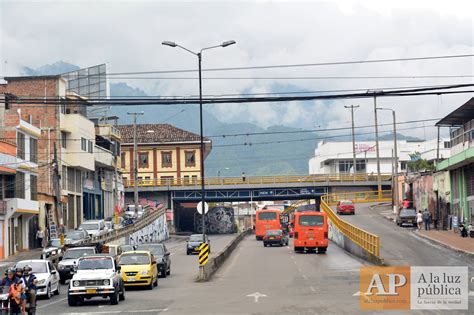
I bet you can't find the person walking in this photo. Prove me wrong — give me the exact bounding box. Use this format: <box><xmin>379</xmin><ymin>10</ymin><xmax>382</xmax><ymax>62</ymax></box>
<box><xmin>416</xmin><ymin>210</ymin><xmax>423</xmax><ymax>230</ymax></box>
<box><xmin>36</xmin><ymin>229</ymin><xmax>44</xmax><ymax>249</ymax></box>
<box><xmin>422</xmin><ymin>209</ymin><xmax>430</xmax><ymax>231</ymax></box>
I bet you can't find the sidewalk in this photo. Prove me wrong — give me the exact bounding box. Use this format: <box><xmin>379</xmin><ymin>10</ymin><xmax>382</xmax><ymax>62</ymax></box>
<box><xmin>415</xmin><ymin>229</ymin><xmax>474</xmax><ymax>255</ymax></box>
<box><xmin>370</xmin><ymin>203</ymin><xmax>474</xmax><ymax>256</ymax></box>
<box><xmin>0</xmin><ymin>248</ymin><xmax>43</xmax><ymax>271</ymax></box>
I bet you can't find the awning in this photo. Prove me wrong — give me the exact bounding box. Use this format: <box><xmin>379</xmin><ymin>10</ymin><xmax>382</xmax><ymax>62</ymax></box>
<box><xmin>436</xmin><ymin>97</ymin><xmax>474</xmax><ymax>126</ymax></box>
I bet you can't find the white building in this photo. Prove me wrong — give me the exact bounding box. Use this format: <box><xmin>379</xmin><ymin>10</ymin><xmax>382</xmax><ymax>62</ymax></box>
<box><xmin>309</xmin><ymin>139</ymin><xmax>451</xmax><ymax>175</ymax></box>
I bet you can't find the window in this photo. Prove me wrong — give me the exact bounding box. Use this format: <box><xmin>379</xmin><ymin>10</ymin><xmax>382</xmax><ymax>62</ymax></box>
<box><xmin>81</xmin><ymin>137</ymin><xmax>87</xmax><ymax>151</ymax></box>
<box><xmin>258</xmin><ymin>212</ymin><xmax>277</xmax><ymax>220</ymax></box>
<box><xmin>15</xmin><ymin>172</ymin><xmax>25</xmax><ymax>199</ymax></box>
<box><xmin>62</xmin><ymin>166</ymin><xmax>67</xmax><ymax>189</ymax></box>
<box><xmin>183</xmin><ymin>175</ymin><xmax>190</xmax><ymax>183</ymax></box>
<box><xmin>88</xmin><ymin>140</ymin><xmax>93</xmax><ymax>153</ymax></box>
<box><xmin>337</xmin><ymin>160</ymin><xmax>366</xmax><ymax>173</ymax></box>
<box><xmin>75</xmin><ymin>170</ymin><xmax>82</xmax><ymax>193</ymax></box>
<box><xmin>121</xmin><ymin>152</ymin><xmax>126</xmax><ymax>169</ymax></box>
<box><xmin>4</xmin><ymin>175</ymin><xmax>15</xmax><ymax>198</ymax></box>
<box><xmin>400</xmin><ymin>161</ymin><xmax>407</xmax><ymax>171</ymax></box>
<box><xmin>61</xmin><ymin>131</ymin><xmax>67</xmax><ymax>148</ymax></box>
<box><xmin>68</xmin><ymin>168</ymin><xmax>75</xmax><ymax>192</ymax></box>
<box><xmin>161</xmin><ymin>151</ymin><xmax>172</xmax><ymax>167</ymax></box>
<box><xmin>185</xmin><ymin>150</ymin><xmax>196</xmax><ymax>167</ymax></box>
<box><xmin>138</xmin><ymin>152</ymin><xmax>149</xmax><ymax>168</ymax></box>
<box><xmin>443</xmin><ymin>141</ymin><xmax>451</xmax><ymax>149</ymax></box>
<box><xmin>17</xmin><ymin>132</ymin><xmax>25</xmax><ymax>159</ymax></box>
<box><xmin>29</xmin><ymin>137</ymin><xmax>38</xmax><ymax>163</ymax></box>
<box><xmin>30</xmin><ymin>175</ymin><xmax>38</xmax><ymax>201</ymax></box>
<box><xmin>161</xmin><ymin>176</ymin><xmax>174</xmax><ymax>183</ymax></box>
<box><xmin>298</xmin><ymin>215</ymin><xmax>324</xmax><ymax>227</ymax></box>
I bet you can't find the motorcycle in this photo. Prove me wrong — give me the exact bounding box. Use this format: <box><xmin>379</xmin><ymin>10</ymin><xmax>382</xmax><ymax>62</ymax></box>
<box><xmin>0</xmin><ymin>285</ymin><xmax>10</xmax><ymax>314</ymax></box>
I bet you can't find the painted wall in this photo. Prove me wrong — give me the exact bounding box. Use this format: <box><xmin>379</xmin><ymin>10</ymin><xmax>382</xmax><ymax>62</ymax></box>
<box><xmin>412</xmin><ymin>174</ymin><xmax>435</xmax><ymax>216</ymax></box>
<box><xmin>128</xmin><ymin>213</ymin><xmax>169</xmax><ymax>245</ymax></box>
<box><xmin>195</xmin><ymin>206</ymin><xmax>235</xmax><ymax>234</ymax></box>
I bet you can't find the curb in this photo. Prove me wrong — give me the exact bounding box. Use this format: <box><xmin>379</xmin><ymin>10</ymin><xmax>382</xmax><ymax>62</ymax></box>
<box><xmin>413</xmin><ymin>230</ymin><xmax>474</xmax><ymax>257</ymax></box>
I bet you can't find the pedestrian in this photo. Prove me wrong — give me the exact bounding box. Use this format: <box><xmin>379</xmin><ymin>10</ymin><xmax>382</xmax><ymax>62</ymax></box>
<box><xmin>416</xmin><ymin>210</ymin><xmax>423</xmax><ymax>230</ymax></box>
<box><xmin>36</xmin><ymin>229</ymin><xmax>44</xmax><ymax>248</ymax></box>
<box><xmin>241</xmin><ymin>172</ymin><xmax>246</xmax><ymax>182</ymax></box>
<box><xmin>403</xmin><ymin>199</ymin><xmax>410</xmax><ymax>209</ymax></box>
<box><xmin>459</xmin><ymin>223</ymin><xmax>468</xmax><ymax>237</ymax></box>
<box><xmin>422</xmin><ymin>209</ymin><xmax>430</xmax><ymax>231</ymax></box>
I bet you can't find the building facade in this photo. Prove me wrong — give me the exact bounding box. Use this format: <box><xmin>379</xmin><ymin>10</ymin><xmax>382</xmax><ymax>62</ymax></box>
<box><xmin>436</xmin><ymin>97</ymin><xmax>474</xmax><ymax>227</ymax></box>
<box><xmin>0</xmin><ymin>115</ymin><xmax>40</xmax><ymax>258</ymax></box>
<box><xmin>118</xmin><ymin>124</ymin><xmax>211</xmax><ymax>185</ymax></box>
<box><xmin>309</xmin><ymin>139</ymin><xmax>450</xmax><ymax>175</ymax></box>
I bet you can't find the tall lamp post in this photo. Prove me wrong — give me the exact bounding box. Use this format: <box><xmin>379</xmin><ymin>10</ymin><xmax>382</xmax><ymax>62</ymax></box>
<box><xmin>377</xmin><ymin>107</ymin><xmax>398</xmax><ymax>213</ymax></box>
<box><xmin>162</xmin><ymin>40</ymin><xmax>236</xmax><ymax>242</ymax></box>
<box><xmin>217</xmin><ymin>167</ymin><xmax>230</xmax><ymax>179</ymax></box>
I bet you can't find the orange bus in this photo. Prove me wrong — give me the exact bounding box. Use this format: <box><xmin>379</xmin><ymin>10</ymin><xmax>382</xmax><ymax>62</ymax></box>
<box><xmin>293</xmin><ymin>211</ymin><xmax>328</xmax><ymax>253</ymax></box>
<box><xmin>255</xmin><ymin>209</ymin><xmax>281</xmax><ymax>240</ymax></box>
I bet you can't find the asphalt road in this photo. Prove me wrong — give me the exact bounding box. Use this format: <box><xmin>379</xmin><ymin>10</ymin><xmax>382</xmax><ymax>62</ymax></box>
<box><xmin>34</xmin><ymin>234</ymin><xmax>237</xmax><ymax>314</ymax></box>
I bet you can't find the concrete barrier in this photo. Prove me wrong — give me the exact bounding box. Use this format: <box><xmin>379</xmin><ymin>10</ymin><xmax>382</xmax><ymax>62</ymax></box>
<box><xmin>196</xmin><ymin>229</ymin><xmax>251</xmax><ymax>282</ymax></box>
<box><xmin>327</xmin><ymin>219</ymin><xmax>385</xmax><ymax>265</ymax></box>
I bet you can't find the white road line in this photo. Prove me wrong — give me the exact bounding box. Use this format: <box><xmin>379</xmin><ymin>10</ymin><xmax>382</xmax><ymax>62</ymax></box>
<box><xmin>293</xmin><ymin>261</ymin><xmax>297</xmax><ymax>265</ymax></box>
<box><xmin>65</xmin><ymin>308</ymin><xmax>168</xmax><ymax>314</ymax></box>
<box><xmin>290</xmin><ymin>255</ymin><xmax>295</xmax><ymax>259</ymax></box>
<box><xmin>37</xmin><ymin>297</ymin><xmax>68</xmax><ymax>309</ymax></box>
<box><xmin>310</xmin><ymin>286</ymin><xmax>316</xmax><ymax>292</ymax></box>
<box><xmin>302</xmin><ymin>275</ymin><xmax>308</xmax><ymax>280</ymax></box>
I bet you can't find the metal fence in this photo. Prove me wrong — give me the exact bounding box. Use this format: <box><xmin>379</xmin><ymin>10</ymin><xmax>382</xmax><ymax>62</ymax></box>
<box><xmin>124</xmin><ymin>173</ymin><xmax>392</xmax><ymax>188</ymax></box>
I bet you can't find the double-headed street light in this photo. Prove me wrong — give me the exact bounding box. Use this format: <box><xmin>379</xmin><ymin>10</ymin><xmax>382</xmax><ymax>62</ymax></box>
<box><xmin>162</xmin><ymin>40</ymin><xmax>236</xmax><ymax>243</ymax></box>
<box><xmin>377</xmin><ymin>107</ymin><xmax>399</xmax><ymax>214</ymax></box>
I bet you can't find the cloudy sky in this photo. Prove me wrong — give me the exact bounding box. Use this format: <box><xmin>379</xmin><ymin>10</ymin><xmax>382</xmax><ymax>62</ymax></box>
<box><xmin>1</xmin><ymin>0</ymin><xmax>473</xmax><ymax>139</ymax></box>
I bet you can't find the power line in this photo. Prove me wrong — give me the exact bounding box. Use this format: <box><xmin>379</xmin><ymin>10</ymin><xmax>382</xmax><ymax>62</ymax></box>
<box><xmin>107</xmin><ymin>75</ymin><xmax>474</xmax><ymax>80</ymax></box>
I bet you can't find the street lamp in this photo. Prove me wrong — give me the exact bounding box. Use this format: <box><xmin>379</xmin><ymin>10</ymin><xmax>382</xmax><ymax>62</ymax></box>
<box><xmin>162</xmin><ymin>40</ymin><xmax>236</xmax><ymax>242</ymax></box>
<box><xmin>377</xmin><ymin>107</ymin><xmax>398</xmax><ymax>214</ymax></box>
<box><xmin>217</xmin><ymin>167</ymin><xmax>230</xmax><ymax>179</ymax></box>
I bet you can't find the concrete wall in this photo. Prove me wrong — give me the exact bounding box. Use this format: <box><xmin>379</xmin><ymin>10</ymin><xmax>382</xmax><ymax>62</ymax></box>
<box><xmin>128</xmin><ymin>212</ymin><xmax>169</xmax><ymax>245</ymax></box>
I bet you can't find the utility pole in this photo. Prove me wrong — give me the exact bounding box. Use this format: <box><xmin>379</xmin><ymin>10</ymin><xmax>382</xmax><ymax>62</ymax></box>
<box><xmin>345</xmin><ymin>105</ymin><xmax>359</xmax><ymax>181</ymax></box>
<box><xmin>373</xmin><ymin>96</ymin><xmax>382</xmax><ymax>198</ymax></box>
<box><xmin>52</xmin><ymin>144</ymin><xmax>63</xmax><ymax>243</ymax></box>
<box><xmin>127</xmin><ymin>112</ymin><xmax>144</xmax><ymax>217</ymax></box>
<box><xmin>392</xmin><ymin>109</ymin><xmax>399</xmax><ymax>214</ymax></box>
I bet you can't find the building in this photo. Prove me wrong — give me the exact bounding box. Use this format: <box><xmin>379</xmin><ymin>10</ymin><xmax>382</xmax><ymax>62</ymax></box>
<box><xmin>436</xmin><ymin>97</ymin><xmax>474</xmax><ymax>227</ymax></box>
<box><xmin>0</xmin><ymin>114</ymin><xmax>40</xmax><ymax>258</ymax></box>
<box><xmin>309</xmin><ymin>139</ymin><xmax>451</xmax><ymax>175</ymax></box>
<box><xmin>118</xmin><ymin>124</ymin><xmax>211</xmax><ymax>185</ymax></box>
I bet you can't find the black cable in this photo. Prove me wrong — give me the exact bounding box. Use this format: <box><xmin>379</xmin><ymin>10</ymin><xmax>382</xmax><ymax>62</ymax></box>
<box><xmin>107</xmin><ymin>75</ymin><xmax>474</xmax><ymax>80</ymax></box>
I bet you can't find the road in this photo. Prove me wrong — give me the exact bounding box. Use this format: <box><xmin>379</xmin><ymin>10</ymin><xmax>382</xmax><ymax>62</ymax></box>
<box><xmin>35</xmin><ymin>234</ymin><xmax>237</xmax><ymax>314</ymax></box>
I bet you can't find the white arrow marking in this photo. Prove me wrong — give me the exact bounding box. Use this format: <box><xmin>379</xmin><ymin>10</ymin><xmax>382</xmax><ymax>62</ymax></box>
<box><xmin>247</xmin><ymin>292</ymin><xmax>268</xmax><ymax>303</ymax></box>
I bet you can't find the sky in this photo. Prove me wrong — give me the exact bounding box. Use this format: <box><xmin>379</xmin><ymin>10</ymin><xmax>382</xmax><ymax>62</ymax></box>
<box><xmin>1</xmin><ymin>0</ymin><xmax>473</xmax><ymax>140</ymax></box>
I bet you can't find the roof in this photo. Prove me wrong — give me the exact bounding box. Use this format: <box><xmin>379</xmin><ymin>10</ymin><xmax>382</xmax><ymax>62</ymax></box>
<box><xmin>4</xmin><ymin>75</ymin><xmax>61</xmax><ymax>81</ymax></box>
<box><xmin>118</xmin><ymin>123</ymin><xmax>210</xmax><ymax>144</ymax></box>
<box><xmin>436</xmin><ymin>97</ymin><xmax>474</xmax><ymax>126</ymax></box>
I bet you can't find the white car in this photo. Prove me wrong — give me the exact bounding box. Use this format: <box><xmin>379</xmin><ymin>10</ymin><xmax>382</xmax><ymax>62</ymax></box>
<box><xmin>15</xmin><ymin>259</ymin><xmax>60</xmax><ymax>299</ymax></box>
<box><xmin>124</xmin><ymin>205</ymin><xmax>144</xmax><ymax>220</ymax></box>
<box><xmin>79</xmin><ymin>220</ymin><xmax>107</xmax><ymax>237</ymax></box>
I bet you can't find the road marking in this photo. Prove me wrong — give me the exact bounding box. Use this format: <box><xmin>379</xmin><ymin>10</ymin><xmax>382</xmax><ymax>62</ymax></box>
<box><xmin>302</xmin><ymin>275</ymin><xmax>308</xmax><ymax>280</ymax></box>
<box><xmin>98</xmin><ymin>305</ymin><xmax>105</xmax><ymax>308</ymax></box>
<box><xmin>246</xmin><ymin>292</ymin><xmax>267</xmax><ymax>303</ymax></box>
<box><xmin>65</xmin><ymin>308</ymin><xmax>168</xmax><ymax>314</ymax></box>
<box><xmin>293</xmin><ymin>261</ymin><xmax>297</xmax><ymax>265</ymax></box>
<box><xmin>310</xmin><ymin>286</ymin><xmax>316</xmax><ymax>292</ymax></box>
<box><xmin>37</xmin><ymin>297</ymin><xmax>67</xmax><ymax>309</ymax></box>
<box><xmin>290</xmin><ymin>255</ymin><xmax>295</xmax><ymax>260</ymax></box>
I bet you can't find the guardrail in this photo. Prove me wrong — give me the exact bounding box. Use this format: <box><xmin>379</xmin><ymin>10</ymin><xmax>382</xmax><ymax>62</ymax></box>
<box><xmin>320</xmin><ymin>195</ymin><xmax>381</xmax><ymax>258</ymax></box>
<box><xmin>124</xmin><ymin>173</ymin><xmax>393</xmax><ymax>188</ymax></box>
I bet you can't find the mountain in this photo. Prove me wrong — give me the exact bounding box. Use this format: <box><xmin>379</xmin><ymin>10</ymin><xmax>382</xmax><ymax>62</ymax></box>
<box><xmin>21</xmin><ymin>62</ymin><xmax>420</xmax><ymax>176</ymax></box>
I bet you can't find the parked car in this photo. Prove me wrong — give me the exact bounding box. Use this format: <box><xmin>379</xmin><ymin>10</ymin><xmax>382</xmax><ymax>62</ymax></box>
<box><xmin>124</xmin><ymin>205</ymin><xmax>144</xmax><ymax>220</ymax></box>
<box><xmin>118</xmin><ymin>251</ymin><xmax>158</xmax><ymax>289</ymax></box>
<box><xmin>78</xmin><ymin>220</ymin><xmax>107</xmax><ymax>237</ymax></box>
<box><xmin>68</xmin><ymin>255</ymin><xmax>125</xmax><ymax>306</ymax></box>
<box><xmin>396</xmin><ymin>208</ymin><xmax>417</xmax><ymax>227</ymax></box>
<box><xmin>104</xmin><ymin>217</ymin><xmax>125</xmax><ymax>230</ymax></box>
<box><xmin>65</xmin><ymin>230</ymin><xmax>91</xmax><ymax>245</ymax></box>
<box><xmin>186</xmin><ymin>234</ymin><xmax>210</xmax><ymax>255</ymax></box>
<box><xmin>135</xmin><ymin>243</ymin><xmax>171</xmax><ymax>278</ymax></box>
<box><xmin>121</xmin><ymin>245</ymin><xmax>136</xmax><ymax>253</ymax></box>
<box><xmin>336</xmin><ymin>200</ymin><xmax>355</xmax><ymax>215</ymax></box>
<box><xmin>57</xmin><ymin>247</ymin><xmax>97</xmax><ymax>284</ymax></box>
<box><xmin>15</xmin><ymin>260</ymin><xmax>60</xmax><ymax>299</ymax></box>
<box><xmin>263</xmin><ymin>229</ymin><xmax>289</xmax><ymax>247</ymax></box>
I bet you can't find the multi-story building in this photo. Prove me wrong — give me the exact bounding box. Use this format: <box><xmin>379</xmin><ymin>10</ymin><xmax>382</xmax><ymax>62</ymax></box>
<box><xmin>436</xmin><ymin>97</ymin><xmax>474</xmax><ymax>226</ymax></box>
<box><xmin>118</xmin><ymin>124</ymin><xmax>211</xmax><ymax>185</ymax></box>
<box><xmin>309</xmin><ymin>139</ymin><xmax>451</xmax><ymax>175</ymax></box>
<box><xmin>0</xmin><ymin>114</ymin><xmax>40</xmax><ymax>258</ymax></box>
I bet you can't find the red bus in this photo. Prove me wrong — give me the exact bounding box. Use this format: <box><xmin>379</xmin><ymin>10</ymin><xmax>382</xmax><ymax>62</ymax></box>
<box><xmin>293</xmin><ymin>211</ymin><xmax>328</xmax><ymax>253</ymax></box>
<box><xmin>255</xmin><ymin>209</ymin><xmax>281</xmax><ymax>240</ymax></box>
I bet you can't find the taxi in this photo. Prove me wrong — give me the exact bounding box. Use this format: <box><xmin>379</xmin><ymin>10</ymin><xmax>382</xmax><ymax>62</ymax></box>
<box><xmin>117</xmin><ymin>251</ymin><xmax>158</xmax><ymax>289</ymax></box>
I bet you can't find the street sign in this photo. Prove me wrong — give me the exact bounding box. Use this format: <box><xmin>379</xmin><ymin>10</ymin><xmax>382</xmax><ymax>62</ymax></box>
<box><xmin>197</xmin><ymin>201</ymin><xmax>209</xmax><ymax>214</ymax></box>
<box><xmin>198</xmin><ymin>243</ymin><xmax>209</xmax><ymax>266</ymax></box>
<box><xmin>258</xmin><ymin>190</ymin><xmax>274</xmax><ymax>196</ymax></box>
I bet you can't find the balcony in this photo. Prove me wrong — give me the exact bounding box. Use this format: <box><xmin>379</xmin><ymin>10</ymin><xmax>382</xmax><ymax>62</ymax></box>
<box><xmin>5</xmin><ymin>198</ymin><xmax>39</xmax><ymax>218</ymax></box>
<box><xmin>94</xmin><ymin>145</ymin><xmax>115</xmax><ymax>169</ymax></box>
<box><xmin>96</xmin><ymin>124</ymin><xmax>121</xmax><ymax>141</ymax></box>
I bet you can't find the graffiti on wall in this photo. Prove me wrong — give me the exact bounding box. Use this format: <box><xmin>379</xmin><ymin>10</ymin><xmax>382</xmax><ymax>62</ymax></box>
<box><xmin>327</xmin><ymin>219</ymin><xmax>344</xmax><ymax>247</ymax></box>
<box><xmin>195</xmin><ymin>206</ymin><xmax>235</xmax><ymax>234</ymax></box>
<box><xmin>128</xmin><ymin>213</ymin><xmax>169</xmax><ymax>245</ymax></box>
<box><xmin>413</xmin><ymin>175</ymin><xmax>435</xmax><ymax>216</ymax></box>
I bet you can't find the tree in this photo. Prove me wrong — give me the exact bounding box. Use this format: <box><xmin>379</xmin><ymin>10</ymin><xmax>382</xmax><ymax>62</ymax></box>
<box><xmin>407</xmin><ymin>152</ymin><xmax>435</xmax><ymax>172</ymax></box>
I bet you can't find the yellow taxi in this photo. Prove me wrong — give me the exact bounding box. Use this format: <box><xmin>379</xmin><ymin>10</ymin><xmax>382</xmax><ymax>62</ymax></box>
<box><xmin>117</xmin><ymin>251</ymin><xmax>158</xmax><ymax>289</ymax></box>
